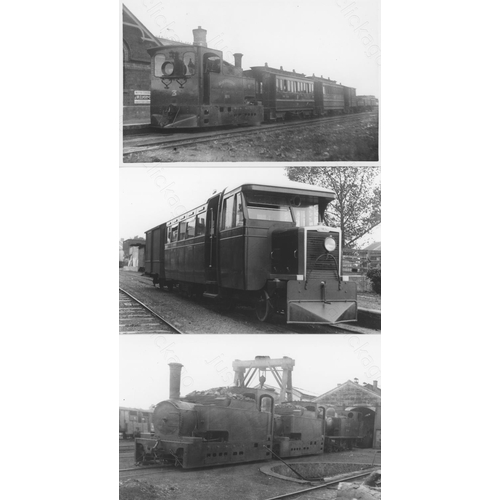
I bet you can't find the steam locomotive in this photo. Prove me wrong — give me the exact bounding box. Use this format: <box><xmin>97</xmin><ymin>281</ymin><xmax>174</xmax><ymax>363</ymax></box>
<box><xmin>134</xmin><ymin>361</ymin><xmax>364</xmax><ymax>469</ymax></box>
<box><xmin>146</xmin><ymin>26</ymin><xmax>378</xmax><ymax>129</ymax></box>
<box><xmin>144</xmin><ymin>179</ymin><xmax>357</xmax><ymax>325</ymax></box>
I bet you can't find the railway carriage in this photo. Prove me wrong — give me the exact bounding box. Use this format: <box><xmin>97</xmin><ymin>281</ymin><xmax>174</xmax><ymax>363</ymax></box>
<box><xmin>244</xmin><ymin>65</ymin><xmax>315</xmax><ymax>122</ymax></box>
<box><xmin>356</xmin><ymin>95</ymin><xmax>379</xmax><ymax>111</ymax></box>
<box><xmin>119</xmin><ymin>407</ymin><xmax>154</xmax><ymax>439</ymax></box>
<box><xmin>147</xmin><ymin>27</ymin><xmax>263</xmax><ymax>129</ymax></box>
<box><xmin>145</xmin><ymin>179</ymin><xmax>357</xmax><ymax>325</ymax></box>
<box><xmin>310</xmin><ymin>76</ymin><xmax>348</xmax><ymax>116</ymax></box>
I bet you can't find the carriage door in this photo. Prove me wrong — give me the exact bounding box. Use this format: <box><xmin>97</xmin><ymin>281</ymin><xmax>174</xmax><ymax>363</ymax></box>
<box><xmin>205</xmin><ymin>193</ymin><xmax>221</xmax><ymax>283</ymax></box>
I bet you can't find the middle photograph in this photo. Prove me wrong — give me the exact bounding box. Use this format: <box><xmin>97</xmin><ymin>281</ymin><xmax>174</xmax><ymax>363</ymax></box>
<box><xmin>119</xmin><ymin>166</ymin><xmax>381</xmax><ymax>334</ymax></box>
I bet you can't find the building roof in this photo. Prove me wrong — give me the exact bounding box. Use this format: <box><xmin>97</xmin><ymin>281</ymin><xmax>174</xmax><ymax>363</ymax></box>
<box><xmin>124</xmin><ymin>238</ymin><xmax>146</xmax><ymax>247</ymax></box>
<box><xmin>313</xmin><ymin>379</ymin><xmax>381</xmax><ymax>402</ymax></box>
<box><xmin>123</xmin><ymin>4</ymin><xmax>162</xmax><ymax>47</ymax></box>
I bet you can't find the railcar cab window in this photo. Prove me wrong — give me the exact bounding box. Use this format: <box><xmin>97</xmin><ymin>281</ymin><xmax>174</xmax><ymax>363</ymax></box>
<box><xmin>154</xmin><ymin>50</ymin><xmax>196</xmax><ymax>78</ymax></box>
<box><xmin>203</xmin><ymin>53</ymin><xmax>221</xmax><ymax>73</ymax></box>
<box><xmin>170</xmin><ymin>225</ymin><xmax>179</xmax><ymax>242</ymax></box>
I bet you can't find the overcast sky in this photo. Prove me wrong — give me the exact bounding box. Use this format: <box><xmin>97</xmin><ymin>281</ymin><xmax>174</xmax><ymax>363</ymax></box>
<box><xmin>124</xmin><ymin>0</ymin><xmax>380</xmax><ymax>97</ymax></box>
<box><xmin>119</xmin><ymin>334</ymin><xmax>381</xmax><ymax>408</ymax></box>
<box><xmin>119</xmin><ymin>166</ymin><xmax>381</xmax><ymax>243</ymax></box>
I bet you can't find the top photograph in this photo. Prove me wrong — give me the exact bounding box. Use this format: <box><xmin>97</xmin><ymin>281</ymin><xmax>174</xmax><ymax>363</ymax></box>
<box><xmin>121</xmin><ymin>0</ymin><xmax>380</xmax><ymax>163</ymax></box>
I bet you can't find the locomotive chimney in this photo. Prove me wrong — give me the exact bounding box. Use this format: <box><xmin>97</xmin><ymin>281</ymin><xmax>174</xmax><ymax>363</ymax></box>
<box><xmin>169</xmin><ymin>362</ymin><xmax>183</xmax><ymax>400</ymax></box>
<box><xmin>233</xmin><ymin>53</ymin><xmax>243</xmax><ymax>68</ymax></box>
<box><xmin>193</xmin><ymin>26</ymin><xmax>207</xmax><ymax>47</ymax></box>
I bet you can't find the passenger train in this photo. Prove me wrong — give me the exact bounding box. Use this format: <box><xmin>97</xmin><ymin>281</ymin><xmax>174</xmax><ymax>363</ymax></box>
<box><xmin>146</xmin><ymin>26</ymin><xmax>378</xmax><ymax>129</ymax></box>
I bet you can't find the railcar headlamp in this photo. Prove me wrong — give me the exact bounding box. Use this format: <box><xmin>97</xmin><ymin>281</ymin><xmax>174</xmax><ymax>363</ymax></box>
<box><xmin>324</xmin><ymin>236</ymin><xmax>336</xmax><ymax>252</ymax></box>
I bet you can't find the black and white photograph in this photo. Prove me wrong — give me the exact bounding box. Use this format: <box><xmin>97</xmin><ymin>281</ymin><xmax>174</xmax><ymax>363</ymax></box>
<box><xmin>119</xmin><ymin>334</ymin><xmax>381</xmax><ymax>499</ymax></box>
<box><xmin>122</xmin><ymin>0</ymin><xmax>380</xmax><ymax>163</ymax></box>
<box><xmin>119</xmin><ymin>166</ymin><xmax>381</xmax><ymax>334</ymax></box>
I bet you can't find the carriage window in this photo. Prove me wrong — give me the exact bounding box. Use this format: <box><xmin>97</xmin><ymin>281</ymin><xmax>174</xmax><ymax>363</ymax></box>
<box><xmin>171</xmin><ymin>225</ymin><xmax>178</xmax><ymax>242</ymax></box>
<box><xmin>283</xmin><ymin>80</ymin><xmax>288</xmax><ymax>91</ymax></box>
<box><xmin>222</xmin><ymin>195</ymin><xmax>235</xmax><ymax>229</ymax></box>
<box><xmin>186</xmin><ymin>217</ymin><xmax>195</xmax><ymax>239</ymax></box>
<box><xmin>166</xmin><ymin>227</ymin><xmax>171</xmax><ymax>243</ymax></box>
<box><xmin>203</xmin><ymin>52</ymin><xmax>221</xmax><ymax>73</ymax></box>
<box><xmin>195</xmin><ymin>212</ymin><xmax>206</xmax><ymax>236</ymax></box>
<box><xmin>235</xmin><ymin>193</ymin><xmax>244</xmax><ymax>227</ymax></box>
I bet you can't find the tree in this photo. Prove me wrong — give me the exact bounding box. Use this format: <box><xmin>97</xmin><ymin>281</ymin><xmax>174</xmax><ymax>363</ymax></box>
<box><xmin>285</xmin><ymin>167</ymin><xmax>381</xmax><ymax>248</ymax></box>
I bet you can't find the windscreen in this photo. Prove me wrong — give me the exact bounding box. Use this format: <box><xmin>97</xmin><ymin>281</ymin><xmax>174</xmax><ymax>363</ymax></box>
<box><xmin>244</xmin><ymin>192</ymin><xmax>320</xmax><ymax>226</ymax></box>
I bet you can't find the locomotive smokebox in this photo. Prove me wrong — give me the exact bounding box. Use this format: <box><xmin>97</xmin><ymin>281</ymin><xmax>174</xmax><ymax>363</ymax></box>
<box><xmin>169</xmin><ymin>362</ymin><xmax>183</xmax><ymax>400</ymax></box>
<box><xmin>193</xmin><ymin>26</ymin><xmax>207</xmax><ymax>47</ymax></box>
<box><xmin>234</xmin><ymin>53</ymin><xmax>243</xmax><ymax>68</ymax></box>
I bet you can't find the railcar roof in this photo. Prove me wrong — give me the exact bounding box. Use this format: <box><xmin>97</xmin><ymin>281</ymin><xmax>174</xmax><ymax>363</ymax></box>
<box><xmin>223</xmin><ymin>179</ymin><xmax>336</xmax><ymax>197</ymax></box>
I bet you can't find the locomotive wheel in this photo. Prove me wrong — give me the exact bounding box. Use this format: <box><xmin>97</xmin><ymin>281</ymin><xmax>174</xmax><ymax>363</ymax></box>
<box><xmin>255</xmin><ymin>290</ymin><xmax>273</xmax><ymax>322</ymax></box>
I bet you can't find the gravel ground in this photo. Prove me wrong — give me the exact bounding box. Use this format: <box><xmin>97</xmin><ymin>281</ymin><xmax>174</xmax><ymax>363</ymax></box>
<box><xmin>119</xmin><ymin>447</ymin><xmax>381</xmax><ymax>500</ymax></box>
<box><xmin>357</xmin><ymin>293</ymin><xmax>381</xmax><ymax>311</ymax></box>
<box><xmin>123</xmin><ymin>113</ymin><xmax>378</xmax><ymax>163</ymax></box>
<box><xmin>119</xmin><ymin>271</ymin><xmax>380</xmax><ymax>334</ymax></box>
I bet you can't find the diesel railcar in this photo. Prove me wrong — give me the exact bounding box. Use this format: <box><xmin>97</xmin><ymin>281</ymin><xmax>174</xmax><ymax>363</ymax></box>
<box><xmin>146</xmin><ymin>27</ymin><xmax>263</xmax><ymax>129</ymax></box>
<box><xmin>144</xmin><ymin>179</ymin><xmax>357</xmax><ymax>325</ymax></box>
<box><xmin>135</xmin><ymin>362</ymin><xmax>326</xmax><ymax>468</ymax></box>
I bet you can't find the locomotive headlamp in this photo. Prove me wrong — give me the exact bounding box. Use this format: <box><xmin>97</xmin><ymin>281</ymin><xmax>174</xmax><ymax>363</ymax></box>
<box><xmin>162</xmin><ymin>62</ymin><xmax>175</xmax><ymax>76</ymax></box>
<box><xmin>324</xmin><ymin>236</ymin><xmax>336</xmax><ymax>252</ymax></box>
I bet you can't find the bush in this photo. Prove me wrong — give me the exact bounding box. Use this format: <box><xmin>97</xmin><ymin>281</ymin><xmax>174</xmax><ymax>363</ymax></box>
<box><xmin>366</xmin><ymin>268</ymin><xmax>381</xmax><ymax>294</ymax></box>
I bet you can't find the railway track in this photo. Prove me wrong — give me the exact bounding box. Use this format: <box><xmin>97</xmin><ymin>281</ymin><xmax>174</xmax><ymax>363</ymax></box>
<box><xmin>123</xmin><ymin>112</ymin><xmax>377</xmax><ymax>156</ymax></box>
<box><xmin>119</xmin><ymin>288</ymin><xmax>184</xmax><ymax>334</ymax></box>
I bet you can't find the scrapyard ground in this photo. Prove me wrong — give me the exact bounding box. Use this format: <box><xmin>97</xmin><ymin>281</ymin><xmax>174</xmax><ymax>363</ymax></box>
<box><xmin>119</xmin><ymin>442</ymin><xmax>381</xmax><ymax>500</ymax></box>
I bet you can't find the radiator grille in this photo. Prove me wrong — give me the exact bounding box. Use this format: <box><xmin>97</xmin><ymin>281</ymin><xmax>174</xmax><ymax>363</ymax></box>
<box><xmin>306</xmin><ymin>231</ymin><xmax>340</xmax><ymax>279</ymax></box>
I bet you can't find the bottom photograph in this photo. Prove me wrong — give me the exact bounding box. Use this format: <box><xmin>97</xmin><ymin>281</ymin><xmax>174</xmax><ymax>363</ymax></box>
<box><xmin>119</xmin><ymin>335</ymin><xmax>381</xmax><ymax>500</ymax></box>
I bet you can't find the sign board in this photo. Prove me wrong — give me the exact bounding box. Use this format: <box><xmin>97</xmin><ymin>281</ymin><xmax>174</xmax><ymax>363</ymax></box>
<box><xmin>134</xmin><ymin>90</ymin><xmax>150</xmax><ymax>105</ymax></box>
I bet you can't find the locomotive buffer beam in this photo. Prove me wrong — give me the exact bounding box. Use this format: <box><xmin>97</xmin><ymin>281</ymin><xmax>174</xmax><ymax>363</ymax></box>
<box><xmin>287</xmin><ymin>279</ymin><xmax>357</xmax><ymax>325</ymax></box>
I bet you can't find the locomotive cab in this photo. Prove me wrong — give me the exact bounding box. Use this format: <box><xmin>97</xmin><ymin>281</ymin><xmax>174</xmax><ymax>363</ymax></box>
<box><xmin>147</xmin><ymin>27</ymin><xmax>263</xmax><ymax>129</ymax></box>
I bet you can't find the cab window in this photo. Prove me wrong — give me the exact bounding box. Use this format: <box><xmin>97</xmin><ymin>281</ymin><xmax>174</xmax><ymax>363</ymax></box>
<box><xmin>203</xmin><ymin>52</ymin><xmax>221</xmax><ymax>73</ymax></box>
<box><xmin>154</xmin><ymin>50</ymin><xmax>196</xmax><ymax>77</ymax></box>
<box><xmin>235</xmin><ymin>193</ymin><xmax>244</xmax><ymax>227</ymax></box>
<box><xmin>171</xmin><ymin>225</ymin><xmax>178</xmax><ymax>242</ymax></box>
<box><xmin>222</xmin><ymin>196</ymin><xmax>235</xmax><ymax>230</ymax></box>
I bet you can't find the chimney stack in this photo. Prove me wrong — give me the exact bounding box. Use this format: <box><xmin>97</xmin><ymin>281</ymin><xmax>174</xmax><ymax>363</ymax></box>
<box><xmin>233</xmin><ymin>53</ymin><xmax>243</xmax><ymax>69</ymax></box>
<box><xmin>169</xmin><ymin>362</ymin><xmax>183</xmax><ymax>400</ymax></box>
<box><xmin>373</xmin><ymin>380</ymin><xmax>378</xmax><ymax>390</ymax></box>
<box><xmin>354</xmin><ymin>378</ymin><xmax>359</xmax><ymax>384</ymax></box>
<box><xmin>193</xmin><ymin>26</ymin><xmax>207</xmax><ymax>47</ymax></box>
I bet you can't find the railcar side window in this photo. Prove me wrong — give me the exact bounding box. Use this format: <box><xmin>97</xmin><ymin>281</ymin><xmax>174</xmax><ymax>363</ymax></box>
<box><xmin>179</xmin><ymin>221</ymin><xmax>187</xmax><ymax>240</ymax></box>
<box><xmin>171</xmin><ymin>225</ymin><xmax>178</xmax><ymax>242</ymax></box>
<box><xmin>186</xmin><ymin>217</ymin><xmax>195</xmax><ymax>239</ymax></box>
<box><xmin>195</xmin><ymin>212</ymin><xmax>206</xmax><ymax>236</ymax></box>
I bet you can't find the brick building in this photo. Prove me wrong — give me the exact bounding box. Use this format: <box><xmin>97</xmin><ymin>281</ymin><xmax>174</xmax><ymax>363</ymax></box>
<box><xmin>122</xmin><ymin>5</ymin><xmax>161</xmax><ymax>125</ymax></box>
<box><xmin>313</xmin><ymin>379</ymin><xmax>381</xmax><ymax>449</ymax></box>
